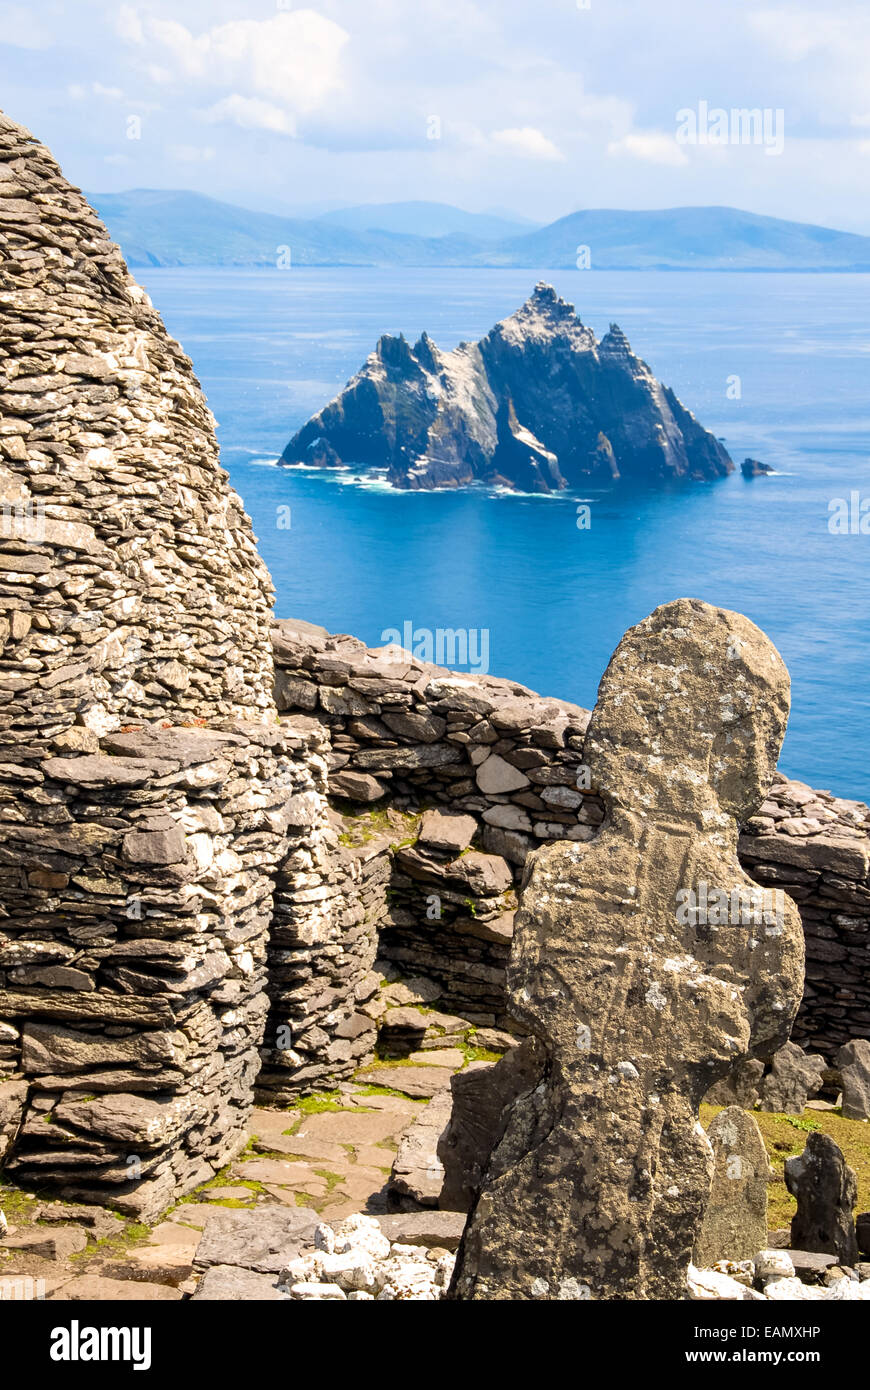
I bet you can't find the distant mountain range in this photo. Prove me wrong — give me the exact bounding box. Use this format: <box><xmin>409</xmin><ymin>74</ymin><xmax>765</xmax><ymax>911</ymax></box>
<box><xmin>87</xmin><ymin>191</ymin><xmax>870</xmax><ymax>272</ymax></box>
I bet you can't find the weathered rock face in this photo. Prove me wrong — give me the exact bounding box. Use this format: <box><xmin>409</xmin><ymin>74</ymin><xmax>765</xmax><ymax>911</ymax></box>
<box><xmin>0</xmin><ymin>110</ymin><xmax>275</xmax><ymax>734</ymax></box>
<box><xmin>704</xmin><ymin>1057</ymin><xmax>764</xmax><ymax>1109</ymax></box>
<box><xmin>450</xmin><ymin>599</ymin><xmax>805</xmax><ymax>1300</ymax></box>
<box><xmin>785</xmin><ymin>1132</ymin><xmax>859</xmax><ymax>1264</ymax></box>
<box><xmin>693</xmin><ymin>1107</ymin><xmax>769</xmax><ymax>1267</ymax></box>
<box><xmin>836</xmin><ymin>1039</ymin><xmax>870</xmax><ymax>1121</ymax></box>
<box><xmin>281</xmin><ymin>284</ymin><xmax>733</xmax><ymax>492</ymax></box>
<box><xmin>0</xmin><ymin>1076</ymin><xmax>26</xmax><ymax>1160</ymax></box>
<box><xmin>437</xmin><ymin>1041</ymin><xmax>544</xmax><ymax>1214</ymax></box>
<box><xmin>759</xmin><ymin>1042</ymin><xmax>826</xmax><ymax>1114</ymax></box>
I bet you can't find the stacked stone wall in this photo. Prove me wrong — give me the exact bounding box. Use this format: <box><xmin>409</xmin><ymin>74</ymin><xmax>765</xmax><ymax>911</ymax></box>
<box><xmin>0</xmin><ymin>720</ymin><xmax>323</xmax><ymax>1219</ymax></box>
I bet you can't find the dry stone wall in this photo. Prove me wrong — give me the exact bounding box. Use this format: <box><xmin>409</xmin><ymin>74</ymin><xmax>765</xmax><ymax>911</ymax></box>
<box><xmin>0</xmin><ymin>112</ymin><xmax>276</xmax><ymax>735</ymax></box>
<box><xmin>739</xmin><ymin>780</ymin><xmax>870</xmax><ymax>1056</ymax></box>
<box><xmin>0</xmin><ymin>112</ymin><xmax>303</xmax><ymax>1217</ymax></box>
<box><xmin>0</xmin><ymin>720</ymin><xmax>321</xmax><ymax>1220</ymax></box>
<box><xmin>256</xmin><ymin>786</ymin><xmax>390</xmax><ymax>1104</ymax></box>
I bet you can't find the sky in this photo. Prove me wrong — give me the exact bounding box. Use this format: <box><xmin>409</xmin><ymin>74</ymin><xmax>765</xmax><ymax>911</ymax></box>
<box><xmin>2</xmin><ymin>0</ymin><xmax>870</xmax><ymax>230</ymax></box>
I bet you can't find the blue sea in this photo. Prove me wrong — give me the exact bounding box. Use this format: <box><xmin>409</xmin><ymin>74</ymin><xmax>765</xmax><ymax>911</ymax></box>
<box><xmin>139</xmin><ymin>267</ymin><xmax>870</xmax><ymax>800</ymax></box>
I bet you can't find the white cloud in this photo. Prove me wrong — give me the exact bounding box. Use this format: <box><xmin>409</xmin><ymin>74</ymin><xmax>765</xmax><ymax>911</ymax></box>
<box><xmin>147</xmin><ymin>12</ymin><xmax>348</xmax><ymax>115</ymax></box>
<box><xmin>608</xmin><ymin>131</ymin><xmax>689</xmax><ymax>167</ymax></box>
<box><xmin>204</xmin><ymin>94</ymin><xmax>296</xmax><ymax>137</ymax></box>
<box><xmin>491</xmin><ymin>126</ymin><xmax>565</xmax><ymax>161</ymax></box>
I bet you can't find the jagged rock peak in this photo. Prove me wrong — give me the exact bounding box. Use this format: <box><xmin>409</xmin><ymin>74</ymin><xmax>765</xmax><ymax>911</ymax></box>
<box><xmin>600</xmin><ymin>323</ymin><xmax>633</xmax><ymax>354</ymax></box>
<box><xmin>492</xmin><ymin>282</ymin><xmax>592</xmax><ymax>349</ymax></box>
<box><xmin>530</xmin><ymin>281</ymin><xmax>577</xmax><ymax>315</ymax></box>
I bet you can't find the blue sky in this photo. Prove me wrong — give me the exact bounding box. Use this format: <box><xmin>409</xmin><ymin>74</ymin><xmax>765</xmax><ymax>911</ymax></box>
<box><xmin>3</xmin><ymin>0</ymin><xmax>869</xmax><ymax>229</ymax></box>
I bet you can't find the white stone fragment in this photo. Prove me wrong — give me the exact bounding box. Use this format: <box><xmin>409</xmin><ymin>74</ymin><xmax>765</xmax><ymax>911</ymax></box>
<box><xmin>290</xmin><ymin>1282</ymin><xmax>347</xmax><ymax>1301</ymax></box>
<box><xmin>754</xmin><ymin>1249</ymin><xmax>795</xmax><ymax>1280</ymax></box>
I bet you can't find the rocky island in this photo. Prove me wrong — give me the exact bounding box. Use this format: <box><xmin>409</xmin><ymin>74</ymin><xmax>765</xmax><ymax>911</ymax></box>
<box><xmin>281</xmin><ymin>284</ymin><xmax>734</xmax><ymax>492</ymax></box>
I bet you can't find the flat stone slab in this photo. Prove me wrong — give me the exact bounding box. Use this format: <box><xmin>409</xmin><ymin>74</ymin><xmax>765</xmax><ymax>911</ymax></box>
<box><xmin>355</xmin><ymin>1066</ymin><xmax>455</xmax><ymax>1099</ymax></box>
<box><xmin>193</xmin><ymin>1207</ymin><xmax>319</xmax><ymax>1274</ymax></box>
<box><xmin>101</xmin><ymin>1258</ymin><xmax>193</xmax><ymax>1288</ymax></box>
<box><xmin>408</xmin><ymin>1049</ymin><xmax>466</xmax><ymax>1069</ymax></box>
<box><xmin>789</xmin><ymin>1249</ymin><xmax>840</xmax><ymax>1274</ymax></box>
<box><xmin>191</xmin><ymin>1264</ymin><xmax>291</xmax><ymax>1301</ymax></box>
<box><xmin>294</xmin><ymin>1108</ymin><xmax>413</xmax><ymax>1145</ymax></box>
<box><xmin>375</xmin><ymin>1211</ymin><xmax>467</xmax><ymax>1250</ymax></box>
<box><xmin>4</xmin><ymin>1227</ymin><xmax>87</xmax><ymax>1260</ymax></box>
<box><xmin>233</xmin><ymin>1159</ymin><xmax>321</xmax><ymax>1185</ymax></box>
<box><xmin>345</xmin><ymin>1092</ymin><xmax>421</xmax><ymax>1116</ymax></box>
<box><xmin>417</xmin><ymin>810</ymin><xmax>478</xmax><ymax>855</ymax></box>
<box><xmin>165</xmin><ymin>1205</ymin><xmax>215</xmax><ymax>1229</ymax></box>
<box><xmin>49</xmin><ymin>1275</ymin><xmax>183</xmax><ymax>1300</ymax></box>
<box><xmin>259</xmin><ymin>1134</ymin><xmax>351</xmax><ymax>1163</ymax></box>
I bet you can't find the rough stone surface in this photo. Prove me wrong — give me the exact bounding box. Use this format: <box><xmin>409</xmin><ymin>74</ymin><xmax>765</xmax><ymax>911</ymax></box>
<box><xmin>191</xmin><ymin>1265</ymin><xmax>290</xmax><ymax>1301</ymax></box>
<box><xmin>450</xmin><ymin>600</ymin><xmax>805</xmax><ymax>1300</ymax></box>
<box><xmin>388</xmin><ymin>1086</ymin><xmax>452</xmax><ymax>1209</ymax></box>
<box><xmin>694</xmin><ymin>1107</ymin><xmax>769</xmax><ymax>1267</ymax></box>
<box><xmin>193</xmin><ymin>1206</ymin><xmax>320</xmax><ymax>1275</ymax></box>
<box><xmin>759</xmin><ymin>1042</ymin><xmax>826</xmax><ymax>1114</ymax></box>
<box><xmin>703</xmin><ymin>1058</ymin><xmax>764</xmax><ymax>1110</ymax></box>
<box><xmin>836</xmin><ymin>1038</ymin><xmax>870</xmax><ymax>1120</ymax></box>
<box><xmin>784</xmin><ymin>1132</ymin><xmax>859</xmax><ymax>1264</ymax></box>
<box><xmin>437</xmin><ymin>1044</ymin><xmax>543</xmax><ymax>1214</ymax></box>
<box><xmin>374</xmin><ymin>1211</ymin><xmax>466</xmax><ymax>1251</ymax></box>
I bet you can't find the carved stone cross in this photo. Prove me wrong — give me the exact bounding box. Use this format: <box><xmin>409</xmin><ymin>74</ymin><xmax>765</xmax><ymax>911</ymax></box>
<box><xmin>450</xmin><ymin>599</ymin><xmax>805</xmax><ymax>1300</ymax></box>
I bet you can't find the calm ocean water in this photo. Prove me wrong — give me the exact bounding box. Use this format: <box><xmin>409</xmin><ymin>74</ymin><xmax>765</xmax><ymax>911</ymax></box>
<box><xmin>139</xmin><ymin>267</ymin><xmax>870</xmax><ymax>800</ymax></box>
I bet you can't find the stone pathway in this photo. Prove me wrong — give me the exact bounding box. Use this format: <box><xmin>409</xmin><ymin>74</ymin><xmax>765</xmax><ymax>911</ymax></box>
<box><xmin>0</xmin><ymin>1058</ymin><xmax>464</xmax><ymax>1301</ymax></box>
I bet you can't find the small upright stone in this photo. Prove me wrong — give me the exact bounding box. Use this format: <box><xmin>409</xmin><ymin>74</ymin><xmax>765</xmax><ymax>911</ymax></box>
<box><xmin>784</xmin><ymin>1131</ymin><xmax>858</xmax><ymax>1264</ymax></box>
<box><xmin>449</xmin><ymin>599</ymin><xmax>804</xmax><ymax>1301</ymax></box>
<box><xmin>694</xmin><ymin>1107</ymin><xmax>770</xmax><ymax>1267</ymax></box>
<box><xmin>835</xmin><ymin>1039</ymin><xmax>870</xmax><ymax>1121</ymax></box>
<box><xmin>759</xmin><ymin>1043</ymin><xmax>826</xmax><ymax>1114</ymax></box>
